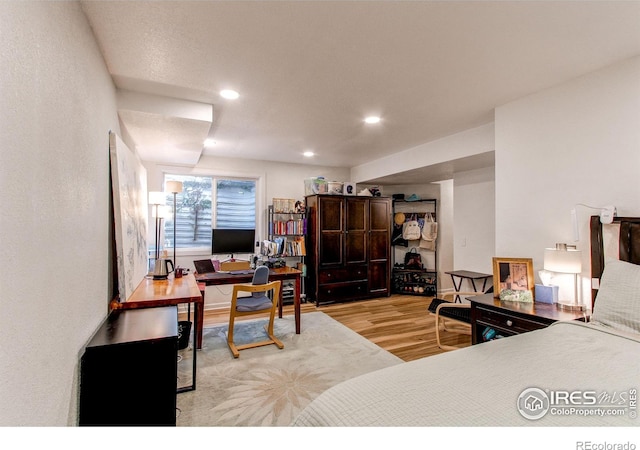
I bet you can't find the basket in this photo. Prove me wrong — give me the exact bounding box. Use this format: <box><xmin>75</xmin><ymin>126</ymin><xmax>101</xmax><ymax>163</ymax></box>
<box><xmin>177</xmin><ymin>321</ymin><xmax>192</xmax><ymax>350</ymax></box>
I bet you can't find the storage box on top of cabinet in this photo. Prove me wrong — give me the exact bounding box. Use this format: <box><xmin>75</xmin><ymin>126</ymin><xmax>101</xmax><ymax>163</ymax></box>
<box><xmin>272</xmin><ymin>198</ymin><xmax>296</xmax><ymax>213</ymax></box>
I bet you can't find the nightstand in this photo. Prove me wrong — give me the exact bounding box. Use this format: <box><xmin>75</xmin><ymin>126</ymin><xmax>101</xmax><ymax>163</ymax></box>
<box><xmin>469</xmin><ymin>293</ymin><xmax>589</xmax><ymax>344</ymax></box>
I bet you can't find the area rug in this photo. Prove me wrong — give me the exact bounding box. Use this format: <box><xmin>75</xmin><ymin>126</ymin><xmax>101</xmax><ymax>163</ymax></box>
<box><xmin>175</xmin><ymin>311</ymin><xmax>403</xmax><ymax>426</ymax></box>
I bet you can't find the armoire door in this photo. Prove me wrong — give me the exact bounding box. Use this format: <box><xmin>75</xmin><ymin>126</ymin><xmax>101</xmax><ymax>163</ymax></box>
<box><xmin>318</xmin><ymin>196</ymin><xmax>344</xmax><ymax>268</ymax></box>
<box><xmin>345</xmin><ymin>197</ymin><xmax>367</xmax><ymax>265</ymax></box>
<box><xmin>368</xmin><ymin>198</ymin><xmax>391</xmax><ymax>295</ymax></box>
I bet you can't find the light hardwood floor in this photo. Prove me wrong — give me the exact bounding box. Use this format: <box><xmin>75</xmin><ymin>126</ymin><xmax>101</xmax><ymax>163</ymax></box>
<box><xmin>187</xmin><ymin>294</ymin><xmax>471</xmax><ymax>361</ymax></box>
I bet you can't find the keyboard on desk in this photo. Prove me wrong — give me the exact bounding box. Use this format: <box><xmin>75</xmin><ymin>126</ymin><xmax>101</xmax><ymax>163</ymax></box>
<box><xmin>229</xmin><ymin>269</ymin><xmax>255</xmax><ymax>275</ymax></box>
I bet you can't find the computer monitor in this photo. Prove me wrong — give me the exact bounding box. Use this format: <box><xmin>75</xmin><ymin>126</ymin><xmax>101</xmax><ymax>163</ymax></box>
<box><xmin>211</xmin><ymin>228</ymin><xmax>255</xmax><ymax>255</ymax></box>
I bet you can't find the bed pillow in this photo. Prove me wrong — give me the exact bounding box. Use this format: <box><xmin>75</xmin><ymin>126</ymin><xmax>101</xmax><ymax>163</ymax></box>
<box><xmin>591</xmin><ymin>259</ymin><xmax>640</xmax><ymax>334</ymax></box>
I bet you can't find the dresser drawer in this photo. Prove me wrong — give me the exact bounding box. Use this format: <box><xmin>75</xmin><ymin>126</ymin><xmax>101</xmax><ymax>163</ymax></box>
<box><xmin>475</xmin><ymin>306</ymin><xmax>550</xmax><ymax>334</ymax></box>
<box><xmin>319</xmin><ymin>265</ymin><xmax>367</xmax><ymax>284</ymax></box>
<box><xmin>317</xmin><ymin>281</ymin><xmax>368</xmax><ymax>302</ymax></box>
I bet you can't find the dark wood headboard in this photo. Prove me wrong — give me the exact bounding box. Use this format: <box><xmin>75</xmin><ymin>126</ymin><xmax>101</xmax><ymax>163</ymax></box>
<box><xmin>590</xmin><ymin>215</ymin><xmax>640</xmax><ymax>306</ymax></box>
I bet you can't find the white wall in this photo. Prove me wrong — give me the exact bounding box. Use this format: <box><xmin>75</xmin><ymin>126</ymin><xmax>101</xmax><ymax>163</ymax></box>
<box><xmin>0</xmin><ymin>2</ymin><xmax>119</xmax><ymax>425</ymax></box>
<box><xmin>495</xmin><ymin>56</ymin><xmax>640</xmax><ymax>307</ymax></box>
<box><xmin>381</xmin><ymin>183</ymin><xmax>457</xmax><ymax>292</ymax></box>
<box><xmin>350</xmin><ymin>123</ymin><xmax>494</xmax><ymax>184</ymax></box>
<box><xmin>453</xmin><ymin>166</ymin><xmax>496</xmax><ymax>292</ymax></box>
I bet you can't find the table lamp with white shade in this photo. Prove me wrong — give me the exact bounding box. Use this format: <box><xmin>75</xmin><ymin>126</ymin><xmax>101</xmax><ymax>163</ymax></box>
<box><xmin>543</xmin><ymin>243</ymin><xmax>584</xmax><ymax>311</ymax></box>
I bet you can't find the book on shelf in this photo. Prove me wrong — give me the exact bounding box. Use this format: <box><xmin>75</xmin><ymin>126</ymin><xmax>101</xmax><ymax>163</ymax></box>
<box><xmin>269</xmin><ymin>218</ymin><xmax>306</xmax><ymax>236</ymax></box>
<box><xmin>260</xmin><ymin>236</ymin><xmax>306</xmax><ymax>257</ymax></box>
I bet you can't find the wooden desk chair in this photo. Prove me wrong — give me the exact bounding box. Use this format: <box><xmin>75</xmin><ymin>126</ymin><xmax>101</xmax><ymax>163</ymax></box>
<box><xmin>227</xmin><ymin>266</ymin><xmax>283</xmax><ymax>358</ymax></box>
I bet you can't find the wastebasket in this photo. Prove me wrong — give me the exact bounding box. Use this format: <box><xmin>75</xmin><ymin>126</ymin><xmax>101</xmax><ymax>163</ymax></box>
<box><xmin>177</xmin><ymin>321</ymin><xmax>192</xmax><ymax>350</ymax></box>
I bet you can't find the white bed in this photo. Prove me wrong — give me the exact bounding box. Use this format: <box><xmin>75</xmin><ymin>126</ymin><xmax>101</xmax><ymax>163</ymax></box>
<box><xmin>292</xmin><ymin>217</ymin><xmax>640</xmax><ymax>427</ymax></box>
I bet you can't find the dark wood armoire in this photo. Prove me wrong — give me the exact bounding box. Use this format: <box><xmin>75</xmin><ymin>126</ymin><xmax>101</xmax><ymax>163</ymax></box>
<box><xmin>305</xmin><ymin>195</ymin><xmax>392</xmax><ymax>306</ymax></box>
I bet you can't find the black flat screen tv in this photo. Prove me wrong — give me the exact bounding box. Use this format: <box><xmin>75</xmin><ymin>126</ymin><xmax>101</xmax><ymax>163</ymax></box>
<box><xmin>211</xmin><ymin>228</ymin><xmax>255</xmax><ymax>255</ymax></box>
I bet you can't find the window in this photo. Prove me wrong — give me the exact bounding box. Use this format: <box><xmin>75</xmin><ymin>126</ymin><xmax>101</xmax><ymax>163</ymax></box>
<box><xmin>163</xmin><ymin>174</ymin><xmax>257</xmax><ymax>253</ymax></box>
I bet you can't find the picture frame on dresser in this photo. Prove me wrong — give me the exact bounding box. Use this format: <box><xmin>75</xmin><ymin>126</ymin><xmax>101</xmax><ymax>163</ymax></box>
<box><xmin>492</xmin><ymin>257</ymin><xmax>534</xmax><ymax>301</ymax></box>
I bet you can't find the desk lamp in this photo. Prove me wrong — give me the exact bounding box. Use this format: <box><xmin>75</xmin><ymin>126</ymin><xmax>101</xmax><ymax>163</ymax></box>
<box><xmin>165</xmin><ymin>180</ymin><xmax>183</xmax><ymax>268</ymax></box>
<box><xmin>544</xmin><ymin>243</ymin><xmax>584</xmax><ymax>311</ymax></box>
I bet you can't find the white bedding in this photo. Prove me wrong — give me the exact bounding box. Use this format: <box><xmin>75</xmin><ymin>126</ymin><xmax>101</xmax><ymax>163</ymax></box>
<box><xmin>291</xmin><ymin>321</ymin><xmax>640</xmax><ymax>427</ymax></box>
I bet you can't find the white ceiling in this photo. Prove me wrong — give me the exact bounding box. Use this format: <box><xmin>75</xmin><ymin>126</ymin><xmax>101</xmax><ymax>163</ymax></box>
<box><xmin>80</xmin><ymin>1</ymin><xmax>640</xmax><ymax>183</ymax></box>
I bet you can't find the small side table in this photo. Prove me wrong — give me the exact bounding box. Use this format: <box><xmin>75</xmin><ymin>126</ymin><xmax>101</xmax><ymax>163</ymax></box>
<box><xmin>445</xmin><ymin>270</ymin><xmax>492</xmax><ymax>302</ymax></box>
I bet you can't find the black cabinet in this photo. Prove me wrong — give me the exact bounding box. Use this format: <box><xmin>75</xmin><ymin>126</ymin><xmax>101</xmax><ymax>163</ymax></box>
<box><xmin>79</xmin><ymin>306</ymin><xmax>178</xmax><ymax>426</ymax></box>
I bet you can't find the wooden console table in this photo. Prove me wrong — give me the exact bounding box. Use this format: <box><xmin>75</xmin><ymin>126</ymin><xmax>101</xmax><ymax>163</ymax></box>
<box><xmin>111</xmin><ymin>273</ymin><xmax>203</xmax><ymax>392</ymax></box>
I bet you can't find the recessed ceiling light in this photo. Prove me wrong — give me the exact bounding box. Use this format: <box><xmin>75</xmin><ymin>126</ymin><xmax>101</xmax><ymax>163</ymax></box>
<box><xmin>303</xmin><ymin>151</ymin><xmax>314</xmax><ymax>157</ymax></box>
<box><xmin>204</xmin><ymin>139</ymin><xmax>216</xmax><ymax>147</ymax></box>
<box><xmin>364</xmin><ymin>116</ymin><xmax>381</xmax><ymax>124</ymax></box>
<box><xmin>220</xmin><ymin>89</ymin><xmax>239</xmax><ymax>100</ymax></box>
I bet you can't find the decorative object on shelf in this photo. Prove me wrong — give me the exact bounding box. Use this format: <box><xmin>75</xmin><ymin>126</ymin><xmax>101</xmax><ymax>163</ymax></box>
<box><xmin>492</xmin><ymin>257</ymin><xmax>534</xmax><ymax>300</ymax></box>
<box><xmin>498</xmin><ymin>288</ymin><xmax>533</xmax><ymax>303</ymax></box>
<box><xmin>273</xmin><ymin>198</ymin><xmax>297</xmax><ymax>213</ymax></box>
<box><xmin>368</xmin><ymin>186</ymin><xmax>381</xmax><ymax>197</ymax></box>
<box><xmin>165</xmin><ymin>180</ymin><xmax>183</xmax><ymax>267</ymax></box>
<box><xmin>405</xmin><ymin>193</ymin><xmax>421</xmax><ymax>202</ymax></box>
<box><xmin>327</xmin><ymin>181</ymin><xmax>343</xmax><ymax>195</ymax></box>
<box><xmin>343</xmin><ymin>182</ymin><xmax>356</xmax><ymax>196</ymax></box>
<box><xmin>543</xmin><ymin>243</ymin><xmax>584</xmax><ymax>311</ymax></box>
<box><xmin>304</xmin><ymin>177</ymin><xmax>327</xmax><ymax>195</ymax></box>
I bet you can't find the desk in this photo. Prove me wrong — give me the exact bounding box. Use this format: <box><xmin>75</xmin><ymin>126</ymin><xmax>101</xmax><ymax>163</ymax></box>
<box><xmin>445</xmin><ymin>270</ymin><xmax>492</xmax><ymax>302</ymax></box>
<box><xmin>111</xmin><ymin>273</ymin><xmax>203</xmax><ymax>393</ymax></box>
<box><xmin>194</xmin><ymin>266</ymin><xmax>303</xmax><ymax>348</ymax></box>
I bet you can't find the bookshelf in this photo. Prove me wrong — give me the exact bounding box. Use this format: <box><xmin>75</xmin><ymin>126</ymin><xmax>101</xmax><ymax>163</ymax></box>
<box><xmin>264</xmin><ymin>203</ymin><xmax>307</xmax><ymax>302</ymax></box>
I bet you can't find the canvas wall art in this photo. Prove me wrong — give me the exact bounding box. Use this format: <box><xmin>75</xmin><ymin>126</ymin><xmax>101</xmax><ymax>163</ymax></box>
<box><xmin>109</xmin><ymin>131</ymin><xmax>149</xmax><ymax>301</ymax></box>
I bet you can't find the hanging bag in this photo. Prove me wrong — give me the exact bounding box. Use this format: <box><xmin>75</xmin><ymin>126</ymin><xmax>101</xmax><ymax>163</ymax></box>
<box><xmin>419</xmin><ymin>213</ymin><xmax>438</xmax><ymax>251</ymax></box>
<box><xmin>404</xmin><ymin>247</ymin><xmax>423</xmax><ymax>269</ymax></box>
<box><xmin>402</xmin><ymin>214</ymin><xmax>421</xmax><ymax>241</ymax></box>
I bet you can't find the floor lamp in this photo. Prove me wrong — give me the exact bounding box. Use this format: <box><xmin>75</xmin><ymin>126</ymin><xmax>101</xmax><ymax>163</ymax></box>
<box><xmin>165</xmin><ymin>180</ymin><xmax>183</xmax><ymax>267</ymax></box>
<box><xmin>148</xmin><ymin>191</ymin><xmax>166</xmax><ymax>262</ymax></box>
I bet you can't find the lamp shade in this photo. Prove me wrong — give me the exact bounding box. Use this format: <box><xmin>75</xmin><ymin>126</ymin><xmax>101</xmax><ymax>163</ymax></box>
<box><xmin>148</xmin><ymin>191</ymin><xmax>166</xmax><ymax>205</ymax></box>
<box><xmin>165</xmin><ymin>180</ymin><xmax>183</xmax><ymax>194</ymax></box>
<box><xmin>544</xmin><ymin>248</ymin><xmax>582</xmax><ymax>274</ymax></box>
<box><xmin>152</xmin><ymin>205</ymin><xmax>170</xmax><ymax>218</ymax></box>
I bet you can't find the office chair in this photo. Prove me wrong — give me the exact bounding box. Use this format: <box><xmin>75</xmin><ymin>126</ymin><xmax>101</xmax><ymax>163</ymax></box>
<box><xmin>227</xmin><ymin>265</ymin><xmax>283</xmax><ymax>358</ymax></box>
